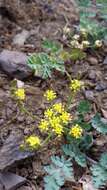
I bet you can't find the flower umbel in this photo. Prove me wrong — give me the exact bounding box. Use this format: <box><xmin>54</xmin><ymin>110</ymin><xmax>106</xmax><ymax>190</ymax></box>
<box><xmin>15</xmin><ymin>88</ymin><xmax>25</xmax><ymax>100</ymax></box>
<box><xmin>44</xmin><ymin>90</ymin><xmax>56</xmax><ymax>101</ymax></box>
<box><xmin>39</xmin><ymin>119</ymin><xmax>49</xmax><ymax>132</ymax></box>
<box><xmin>69</xmin><ymin>124</ymin><xmax>83</xmax><ymax>138</ymax></box>
<box><xmin>53</xmin><ymin>103</ymin><xmax>64</xmax><ymax>113</ymax></box>
<box><xmin>44</xmin><ymin>108</ymin><xmax>54</xmax><ymax>118</ymax></box>
<box><xmin>26</xmin><ymin>135</ymin><xmax>41</xmax><ymax>149</ymax></box>
<box><xmin>53</xmin><ymin>124</ymin><xmax>64</xmax><ymax>137</ymax></box>
<box><xmin>70</xmin><ymin>79</ymin><xmax>82</xmax><ymax>93</ymax></box>
<box><xmin>60</xmin><ymin>111</ymin><xmax>71</xmax><ymax>124</ymax></box>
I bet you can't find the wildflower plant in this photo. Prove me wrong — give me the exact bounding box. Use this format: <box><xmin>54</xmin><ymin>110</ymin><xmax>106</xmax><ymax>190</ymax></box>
<box><xmin>11</xmin><ymin>76</ymin><xmax>107</xmax><ymax>189</ymax></box>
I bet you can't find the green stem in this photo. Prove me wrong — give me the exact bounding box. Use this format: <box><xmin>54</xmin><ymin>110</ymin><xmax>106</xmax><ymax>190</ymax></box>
<box><xmin>42</xmin><ymin>133</ymin><xmax>53</xmax><ymax>146</ymax></box>
<box><xmin>18</xmin><ymin>101</ymin><xmax>37</xmax><ymax>120</ymax></box>
<box><xmin>65</xmin><ymin>70</ymin><xmax>72</xmax><ymax>82</ymax></box>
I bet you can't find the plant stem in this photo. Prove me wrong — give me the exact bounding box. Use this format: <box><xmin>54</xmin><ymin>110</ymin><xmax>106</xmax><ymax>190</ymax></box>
<box><xmin>18</xmin><ymin>101</ymin><xmax>37</xmax><ymax>120</ymax></box>
<box><xmin>65</xmin><ymin>70</ymin><xmax>72</xmax><ymax>82</ymax></box>
<box><xmin>42</xmin><ymin>133</ymin><xmax>53</xmax><ymax>146</ymax></box>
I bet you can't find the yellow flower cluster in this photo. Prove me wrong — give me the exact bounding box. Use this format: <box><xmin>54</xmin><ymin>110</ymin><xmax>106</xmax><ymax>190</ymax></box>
<box><xmin>15</xmin><ymin>88</ymin><xmax>25</xmax><ymax>100</ymax></box>
<box><xmin>69</xmin><ymin>124</ymin><xmax>83</xmax><ymax>138</ymax></box>
<box><xmin>44</xmin><ymin>90</ymin><xmax>56</xmax><ymax>101</ymax></box>
<box><xmin>26</xmin><ymin>135</ymin><xmax>41</xmax><ymax>149</ymax></box>
<box><xmin>39</xmin><ymin>102</ymin><xmax>71</xmax><ymax>137</ymax></box>
<box><xmin>70</xmin><ymin>79</ymin><xmax>82</xmax><ymax>93</ymax></box>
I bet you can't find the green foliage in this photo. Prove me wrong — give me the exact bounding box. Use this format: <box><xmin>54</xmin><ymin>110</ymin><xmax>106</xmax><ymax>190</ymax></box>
<box><xmin>91</xmin><ymin>113</ymin><xmax>107</xmax><ymax>134</ymax></box>
<box><xmin>77</xmin><ymin>100</ymin><xmax>91</xmax><ymax>114</ymax></box>
<box><xmin>44</xmin><ymin>156</ymin><xmax>74</xmax><ymax>190</ymax></box>
<box><xmin>79</xmin><ymin>134</ymin><xmax>93</xmax><ymax>150</ymax></box>
<box><xmin>42</xmin><ymin>39</ymin><xmax>62</xmax><ymax>54</ymax></box>
<box><xmin>91</xmin><ymin>153</ymin><xmax>107</xmax><ymax>188</ymax></box>
<box><xmin>76</xmin><ymin>0</ymin><xmax>107</xmax><ymax>41</ymax></box>
<box><xmin>27</xmin><ymin>52</ymin><xmax>65</xmax><ymax>79</ymax></box>
<box><xmin>62</xmin><ymin>143</ymin><xmax>87</xmax><ymax>167</ymax></box>
<box><xmin>70</xmin><ymin>49</ymin><xmax>86</xmax><ymax>61</ymax></box>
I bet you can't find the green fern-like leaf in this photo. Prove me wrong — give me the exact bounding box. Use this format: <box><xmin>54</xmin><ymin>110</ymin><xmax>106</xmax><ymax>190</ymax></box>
<box><xmin>91</xmin><ymin>153</ymin><xmax>107</xmax><ymax>188</ymax></box>
<box><xmin>44</xmin><ymin>156</ymin><xmax>74</xmax><ymax>190</ymax></box>
<box><xmin>27</xmin><ymin>52</ymin><xmax>65</xmax><ymax>79</ymax></box>
<box><xmin>77</xmin><ymin>100</ymin><xmax>91</xmax><ymax>114</ymax></box>
<box><xmin>62</xmin><ymin>144</ymin><xmax>87</xmax><ymax>167</ymax></box>
<box><xmin>91</xmin><ymin>113</ymin><xmax>107</xmax><ymax>134</ymax></box>
<box><xmin>70</xmin><ymin>49</ymin><xmax>86</xmax><ymax>61</ymax></box>
<box><xmin>42</xmin><ymin>39</ymin><xmax>62</xmax><ymax>54</ymax></box>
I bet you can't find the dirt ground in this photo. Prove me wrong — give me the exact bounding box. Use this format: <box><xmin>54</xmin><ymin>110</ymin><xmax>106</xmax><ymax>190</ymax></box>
<box><xmin>0</xmin><ymin>1</ymin><xmax>107</xmax><ymax>190</ymax></box>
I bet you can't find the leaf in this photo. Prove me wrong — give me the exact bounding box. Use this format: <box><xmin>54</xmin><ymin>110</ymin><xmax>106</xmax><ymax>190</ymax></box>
<box><xmin>59</xmin><ymin>51</ymin><xmax>71</xmax><ymax>61</ymax></box>
<box><xmin>44</xmin><ymin>175</ymin><xmax>60</xmax><ymax>190</ymax></box>
<box><xmin>77</xmin><ymin>100</ymin><xmax>91</xmax><ymax>114</ymax></box>
<box><xmin>91</xmin><ymin>153</ymin><xmax>107</xmax><ymax>188</ymax></box>
<box><xmin>42</xmin><ymin>39</ymin><xmax>61</xmax><ymax>53</ymax></box>
<box><xmin>70</xmin><ymin>49</ymin><xmax>86</xmax><ymax>61</ymax></box>
<box><xmin>91</xmin><ymin>113</ymin><xmax>107</xmax><ymax>134</ymax></box>
<box><xmin>79</xmin><ymin>134</ymin><xmax>93</xmax><ymax>150</ymax></box>
<box><xmin>62</xmin><ymin>144</ymin><xmax>87</xmax><ymax>167</ymax></box>
<box><xmin>100</xmin><ymin>153</ymin><xmax>107</xmax><ymax>169</ymax></box>
<box><xmin>44</xmin><ymin>156</ymin><xmax>74</xmax><ymax>190</ymax></box>
<box><xmin>27</xmin><ymin>52</ymin><xmax>65</xmax><ymax>79</ymax></box>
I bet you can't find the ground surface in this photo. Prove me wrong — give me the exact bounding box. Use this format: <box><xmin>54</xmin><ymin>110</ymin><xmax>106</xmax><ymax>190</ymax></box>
<box><xmin>0</xmin><ymin>1</ymin><xmax>107</xmax><ymax>190</ymax></box>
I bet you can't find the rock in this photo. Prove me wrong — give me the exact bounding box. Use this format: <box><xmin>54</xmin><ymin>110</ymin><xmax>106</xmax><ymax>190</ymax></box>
<box><xmin>84</xmin><ymin>90</ymin><xmax>94</xmax><ymax>101</ymax></box>
<box><xmin>0</xmin><ymin>172</ymin><xmax>26</xmax><ymax>190</ymax></box>
<box><xmin>104</xmin><ymin>40</ymin><xmax>107</xmax><ymax>47</ymax></box>
<box><xmin>13</xmin><ymin>30</ymin><xmax>30</xmax><ymax>46</ymax></box>
<box><xmin>0</xmin><ymin>131</ymin><xmax>34</xmax><ymax>171</ymax></box>
<box><xmin>88</xmin><ymin>70</ymin><xmax>96</xmax><ymax>80</ymax></box>
<box><xmin>17</xmin><ymin>186</ymin><xmax>32</xmax><ymax>190</ymax></box>
<box><xmin>0</xmin><ymin>50</ymin><xmax>33</xmax><ymax>80</ymax></box>
<box><xmin>103</xmin><ymin>57</ymin><xmax>107</xmax><ymax>65</ymax></box>
<box><xmin>87</xmin><ymin>57</ymin><xmax>98</xmax><ymax>65</ymax></box>
<box><xmin>0</xmin><ymin>183</ymin><xmax>3</xmax><ymax>190</ymax></box>
<box><xmin>88</xmin><ymin>70</ymin><xmax>102</xmax><ymax>81</ymax></box>
<box><xmin>95</xmin><ymin>83</ymin><xmax>107</xmax><ymax>91</ymax></box>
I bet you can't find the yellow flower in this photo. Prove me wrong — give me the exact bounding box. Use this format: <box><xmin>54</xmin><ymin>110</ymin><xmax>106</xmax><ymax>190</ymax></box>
<box><xmin>26</xmin><ymin>135</ymin><xmax>41</xmax><ymax>148</ymax></box>
<box><xmin>39</xmin><ymin>119</ymin><xmax>49</xmax><ymax>132</ymax></box>
<box><xmin>44</xmin><ymin>108</ymin><xmax>54</xmax><ymax>118</ymax></box>
<box><xmin>69</xmin><ymin>124</ymin><xmax>83</xmax><ymax>138</ymax></box>
<box><xmin>15</xmin><ymin>88</ymin><xmax>25</xmax><ymax>100</ymax></box>
<box><xmin>53</xmin><ymin>103</ymin><xmax>64</xmax><ymax>113</ymax></box>
<box><xmin>60</xmin><ymin>111</ymin><xmax>71</xmax><ymax>124</ymax></box>
<box><xmin>95</xmin><ymin>40</ymin><xmax>102</xmax><ymax>48</ymax></box>
<box><xmin>44</xmin><ymin>90</ymin><xmax>56</xmax><ymax>101</ymax></box>
<box><xmin>50</xmin><ymin>116</ymin><xmax>61</xmax><ymax>128</ymax></box>
<box><xmin>53</xmin><ymin>124</ymin><xmax>64</xmax><ymax>136</ymax></box>
<box><xmin>70</xmin><ymin>79</ymin><xmax>82</xmax><ymax>93</ymax></box>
